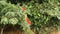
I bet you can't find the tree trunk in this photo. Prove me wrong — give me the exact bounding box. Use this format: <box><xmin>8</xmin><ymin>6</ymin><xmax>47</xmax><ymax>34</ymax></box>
<box><xmin>1</xmin><ymin>27</ymin><xmax>4</xmax><ymax>34</ymax></box>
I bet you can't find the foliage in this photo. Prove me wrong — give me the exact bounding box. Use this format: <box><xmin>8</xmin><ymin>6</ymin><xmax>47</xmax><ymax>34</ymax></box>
<box><xmin>0</xmin><ymin>1</ymin><xmax>35</xmax><ymax>34</ymax></box>
<box><xmin>0</xmin><ymin>1</ymin><xmax>20</xmax><ymax>25</ymax></box>
<box><xmin>0</xmin><ymin>0</ymin><xmax>60</xmax><ymax>34</ymax></box>
<box><xmin>26</xmin><ymin>0</ymin><xmax>60</xmax><ymax>33</ymax></box>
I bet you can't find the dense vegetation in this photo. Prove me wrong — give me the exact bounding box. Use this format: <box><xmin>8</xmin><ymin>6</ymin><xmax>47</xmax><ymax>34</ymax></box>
<box><xmin>0</xmin><ymin>0</ymin><xmax>60</xmax><ymax>34</ymax></box>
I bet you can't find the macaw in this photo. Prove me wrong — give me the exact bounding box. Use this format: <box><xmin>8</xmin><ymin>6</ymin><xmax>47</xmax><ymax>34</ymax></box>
<box><xmin>19</xmin><ymin>6</ymin><xmax>34</xmax><ymax>34</ymax></box>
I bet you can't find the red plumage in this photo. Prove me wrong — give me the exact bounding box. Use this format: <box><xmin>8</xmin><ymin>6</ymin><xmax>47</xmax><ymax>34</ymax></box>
<box><xmin>25</xmin><ymin>17</ymin><xmax>32</xmax><ymax>25</ymax></box>
<box><xmin>22</xmin><ymin>6</ymin><xmax>32</xmax><ymax>25</ymax></box>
